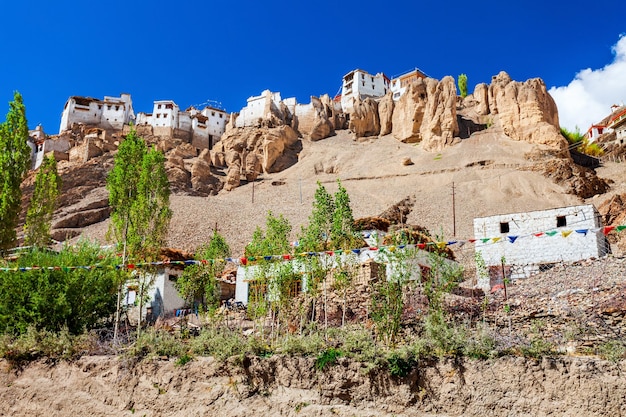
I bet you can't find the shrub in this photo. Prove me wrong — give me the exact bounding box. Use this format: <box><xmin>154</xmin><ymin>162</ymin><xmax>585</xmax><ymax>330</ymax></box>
<box><xmin>315</xmin><ymin>348</ymin><xmax>343</xmax><ymax>371</ymax></box>
<box><xmin>386</xmin><ymin>350</ymin><xmax>416</xmax><ymax>377</ymax></box>
<box><xmin>597</xmin><ymin>340</ymin><xmax>626</xmax><ymax>363</ymax></box>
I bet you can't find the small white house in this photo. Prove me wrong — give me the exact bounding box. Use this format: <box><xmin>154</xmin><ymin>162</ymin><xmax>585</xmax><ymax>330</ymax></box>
<box><xmin>235</xmin><ymin>247</ymin><xmax>459</xmax><ymax>305</ymax></box>
<box><xmin>473</xmin><ymin>204</ymin><xmax>608</xmax><ymax>289</ymax></box>
<box><xmin>340</xmin><ymin>69</ymin><xmax>390</xmax><ymax>113</ymax></box>
<box><xmin>389</xmin><ymin>68</ymin><xmax>427</xmax><ymax>101</ymax></box>
<box><xmin>59</xmin><ymin>93</ymin><xmax>135</xmax><ymax>133</ymax></box>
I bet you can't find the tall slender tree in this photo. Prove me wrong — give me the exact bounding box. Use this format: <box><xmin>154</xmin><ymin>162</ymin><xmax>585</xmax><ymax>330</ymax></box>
<box><xmin>0</xmin><ymin>91</ymin><xmax>31</xmax><ymax>250</ymax></box>
<box><xmin>106</xmin><ymin>128</ymin><xmax>171</xmax><ymax>336</ymax></box>
<box><xmin>330</xmin><ymin>179</ymin><xmax>359</xmax><ymax>250</ymax></box>
<box><xmin>24</xmin><ymin>155</ymin><xmax>62</xmax><ymax>247</ymax></box>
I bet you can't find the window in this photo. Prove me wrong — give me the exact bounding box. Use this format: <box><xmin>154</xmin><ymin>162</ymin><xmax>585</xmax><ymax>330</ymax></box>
<box><xmin>158</xmin><ymin>104</ymin><xmax>162</xmax><ymax>109</ymax></box>
<box><xmin>500</xmin><ymin>222</ymin><xmax>510</xmax><ymax>233</ymax></box>
<box><xmin>362</xmin><ymin>81</ymin><xmax>365</xmax><ymax>87</ymax></box>
<box><xmin>219</xmin><ymin>114</ymin><xmax>223</xmax><ymax>118</ymax></box>
<box><xmin>556</xmin><ymin>216</ymin><xmax>567</xmax><ymax>227</ymax></box>
<box><xmin>372</xmin><ymin>84</ymin><xmax>375</xmax><ymax>89</ymax></box>
<box><xmin>361</xmin><ymin>73</ymin><xmax>364</xmax><ymax>79</ymax></box>
<box><xmin>371</xmin><ymin>76</ymin><xmax>374</xmax><ymax>82</ymax></box>
<box><xmin>211</xmin><ymin>111</ymin><xmax>215</xmax><ymax>116</ymax></box>
<box><xmin>115</xmin><ymin>105</ymin><xmax>119</xmax><ymax>111</ymax></box>
<box><xmin>156</xmin><ymin>114</ymin><xmax>160</xmax><ymax>118</ymax></box>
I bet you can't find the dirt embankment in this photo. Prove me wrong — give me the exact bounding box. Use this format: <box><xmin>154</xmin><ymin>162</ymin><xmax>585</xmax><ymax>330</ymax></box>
<box><xmin>1</xmin><ymin>355</ymin><xmax>625</xmax><ymax>417</ymax></box>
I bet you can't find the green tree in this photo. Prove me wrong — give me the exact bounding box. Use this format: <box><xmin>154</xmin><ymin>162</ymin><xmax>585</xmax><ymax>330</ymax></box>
<box><xmin>106</xmin><ymin>128</ymin><xmax>172</xmax><ymax>335</ymax></box>
<box><xmin>24</xmin><ymin>155</ymin><xmax>62</xmax><ymax>248</ymax></box>
<box><xmin>330</xmin><ymin>180</ymin><xmax>360</xmax><ymax>250</ymax></box>
<box><xmin>245</xmin><ymin>211</ymin><xmax>292</xmax><ymax>258</ymax></box>
<box><xmin>458</xmin><ymin>73</ymin><xmax>468</xmax><ymax>98</ymax></box>
<box><xmin>0</xmin><ymin>242</ymin><xmax>120</xmax><ymax>335</ymax></box>
<box><xmin>298</xmin><ymin>181</ymin><xmax>335</xmax><ymax>252</ymax></box>
<box><xmin>0</xmin><ymin>92</ymin><xmax>31</xmax><ymax>250</ymax></box>
<box><xmin>176</xmin><ymin>231</ymin><xmax>231</xmax><ymax>311</ymax></box>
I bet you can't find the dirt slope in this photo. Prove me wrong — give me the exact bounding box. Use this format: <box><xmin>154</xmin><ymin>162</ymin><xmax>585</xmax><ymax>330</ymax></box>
<box><xmin>72</xmin><ymin>129</ymin><xmax>587</xmax><ymax>255</ymax></box>
<box><xmin>1</xmin><ymin>355</ymin><xmax>625</xmax><ymax>417</ymax></box>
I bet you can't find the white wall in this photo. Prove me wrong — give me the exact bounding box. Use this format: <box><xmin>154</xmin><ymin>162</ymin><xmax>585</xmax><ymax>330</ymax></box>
<box><xmin>59</xmin><ymin>94</ymin><xmax>135</xmax><ymax>133</ymax></box>
<box><xmin>474</xmin><ymin>204</ymin><xmax>606</xmax><ymax>287</ymax></box>
<box><xmin>341</xmin><ymin>69</ymin><xmax>389</xmax><ymax>113</ymax></box>
<box><xmin>146</xmin><ymin>268</ymin><xmax>186</xmax><ymax>317</ymax></box>
<box><xmin>235</xmin><ymin>248</ymin><xmax>458</xmax><ymax>305</ymax></box>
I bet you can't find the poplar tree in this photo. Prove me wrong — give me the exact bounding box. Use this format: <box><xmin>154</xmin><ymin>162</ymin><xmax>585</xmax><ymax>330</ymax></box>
<box><xmin>24</xmin><ymin>155</ymin><xmax>62</xmax><ymax>247</ymax></box>
<box><xmin>176</xmin><ymin>231</ymin><xmax>231</xmax><ymax>311</ymax></box>
<box><xmin>0</xmin><ymin>91</ymin><xmax>31</xmax><ymax>250</ymax></box>
<box><xmin>330</xmin><ymin>180</ymin><xmax>359</xmax><ymax>250</ymax></box>
<box><xmin>458</xmin><ymin>73</ymin><xmax>468</xmax><ymax>98</ymax></box>
<box><xmin>107</xmin><ymin>128</ymin><xmax>171</xmax><ymax>336</ymax></box>
<box><xmin>298</xmin><ymin>181</ymin><xmax>335</xmax><ymax>252</ymax></box>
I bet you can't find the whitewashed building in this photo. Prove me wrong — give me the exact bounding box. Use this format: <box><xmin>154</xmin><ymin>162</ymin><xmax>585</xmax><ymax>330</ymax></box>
<box><xmin>59</xmin><ymin>93</ymin><xmax>135</xmax><ymax>133</ymax></box>
<box><xmin>473</xmin><ymin>204</ymin><xmax>608</xmax><ymax>289</ymax></box>
<box><xmin>136</xmin><ymin>101</ymin><xmax>228</xmax><ymax>149</ymax></box>
<box><xmin>389</xmin><ymin>68</ymin><xmax>427</xmax><ymax>101</ymax></box>
<box><xmin>234</xmin><ymin>90</ymin><xmax>295</xmax><ymax>128</ymax></box>
<box><xmin>235</xmin><ymin>247</ymin><xmax>459</xmax><ymax>305</ymax></box>
<box><xmin>340</xmin><ymin>69</ymin><xmax>390</xmax><ymax>113</ymax></box>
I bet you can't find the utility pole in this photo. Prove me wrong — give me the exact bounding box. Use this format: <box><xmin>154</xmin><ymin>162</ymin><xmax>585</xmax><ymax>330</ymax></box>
<box><xmin>452</xmin><ymin>182</ymin><xmax>456</xmax><ymax>237</ymax></box>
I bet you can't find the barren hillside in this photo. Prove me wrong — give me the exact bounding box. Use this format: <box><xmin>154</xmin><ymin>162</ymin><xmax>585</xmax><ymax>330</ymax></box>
<box><xmin>67</xmin><ymin>128</ymin><xmax>604</xmax><ymax>256</ymax></box>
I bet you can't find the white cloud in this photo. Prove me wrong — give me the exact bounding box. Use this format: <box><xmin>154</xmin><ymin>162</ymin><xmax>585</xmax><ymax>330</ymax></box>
<box><xmin>549</xmin><ymin>34</ymin><xmax>626</xmax><ymax>132</ymax></box>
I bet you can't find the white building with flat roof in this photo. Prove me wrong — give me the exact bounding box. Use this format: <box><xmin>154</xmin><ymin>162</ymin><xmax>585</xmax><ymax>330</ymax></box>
<box><xmin>340</xmin><ymin>69</ymin><xmax>390</xmax><ymax>113</ymax></box>
<box><xmin>389</xmin><ymin>68</ymin><xmax>427</xmax><ymax>101</ymax></box>
<box><xmin>473</xmin><ymin>204</ymin><xmax>608</xmax><ymax>289</ymax></box>
<box><xmin>59</xmin><ymin>93</ymin><xmax>135</xmax><ymax>133</ymax></box>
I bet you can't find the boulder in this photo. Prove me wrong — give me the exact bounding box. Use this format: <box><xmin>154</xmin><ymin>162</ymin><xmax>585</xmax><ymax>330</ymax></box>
<box><xmin>224</xmin><ymin>163</ymin><xmax>241</xmax><ymax>191</ymax></box>
<box><xmin>172</xmin><ymin>143</ymin><xmax>198</xmax><ymax>159</ymax></box>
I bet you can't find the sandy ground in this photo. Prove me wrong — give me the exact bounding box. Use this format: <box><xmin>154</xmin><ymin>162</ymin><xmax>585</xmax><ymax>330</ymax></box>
<box><xmin>77</xmin><ymin>129</ymin><xmax>623</xmax><ymax>257</ymax></box>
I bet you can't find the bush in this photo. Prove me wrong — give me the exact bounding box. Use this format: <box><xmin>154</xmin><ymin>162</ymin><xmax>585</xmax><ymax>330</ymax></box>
<box><xmin>386</xmin><ymin>350</ymin><xmax>416</xmax><ymax>377</ymax></box>
<box><xmin>597</xmin><ymin>340</ymin><xmax>626</xmax><ymax>363</ymax></box>
<box><xmin>276</xmin><ymin>333</ymin><xmax>325</xmax><ymax>357</ymax></box>
<box><xmin>190</xmin><ymin>327</ymin><xmax>247</xmax><ymax>361</ymax></box>
<box><xmin>315</xmin><ymin>348</ymin><xmax>343</xmax><ymax>371</ymax></box>
<box><xmin>126</xmin><ymin>329</ymin><xmax>186</xmax><ymax>359</ymax></box>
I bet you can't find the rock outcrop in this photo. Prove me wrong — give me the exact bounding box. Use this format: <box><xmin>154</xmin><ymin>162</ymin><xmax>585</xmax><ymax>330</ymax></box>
<box><xmin>295</xmin><ymin>95</ymin><xmax>335</xmax><ymax>141</ymax></box>
<box><xmin>348</xmin><ymin>97</ymin><xmax>380</xmax><ymax>138</ymax></box>
<box><xmin>377</xmin><ymin>92</ymin><xmax>394</xmax><ymax>136</ymax></box>
<box><xmin>213</xmin><ymin>125</ymin><xmax>300</xmax><ymax>191</ymax></box>
<box><xmin>391</xmin><ymin>76</ymin><xmax>459</xmax><ymax>151</ymax></box>
<box><xmin>487</xmin><ymin>71</ymin><xmax>566</xmax><ymax>150</ymax></box>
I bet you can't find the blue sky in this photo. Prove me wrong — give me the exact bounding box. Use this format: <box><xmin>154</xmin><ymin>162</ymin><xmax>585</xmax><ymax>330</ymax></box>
<box><xmin>1</xmin><ymin>0</ymin><xmax>624</xmax><ymax>134</ymax></box>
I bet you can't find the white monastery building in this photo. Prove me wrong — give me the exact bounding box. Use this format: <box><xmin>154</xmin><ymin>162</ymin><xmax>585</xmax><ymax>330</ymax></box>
<box><xmin>389</xmin><ymin>68</ymin><xmax>427</xmax><ymax>101</ymax></box>
<box><xmin>136</xmin><ymin>101</ymin><xmax>228</xmax><ymax>149</ymax></box>
<box><xmin>340</xmin><ymin>69</ymin><xmax>390</xmax><ymax>113</ymax></box>
<box><xmin>59</xmin><ymin>93</ymin><xmax>135</xmax><ymax>134</ymax></box>
<box><xmin>234</xmin><ymin>90</ymin><xmax>296</xmax><ymax>128</ymax></box>
<box><xmin>473</xmin><ymin>204</ymin><xmax>608</xmax><ymax>290</ymax></box>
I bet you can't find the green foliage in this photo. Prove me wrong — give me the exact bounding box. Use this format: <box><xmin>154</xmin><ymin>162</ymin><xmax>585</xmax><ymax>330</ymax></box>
<box><xmin>560</xmin><ymin>126</ymin><xmax>604</xmax><ymax>156</ymax></box>
<box><xmin>24</xmin><ymin>155</ymin><xmax>62</xmax><ymax>248</ymax></box>
<box><xmin>276</xmin><ymin>332</ymin><xmax>326</xmax><ymax>356</ymax></box>
<box><xmin>0</xmin><ymin>326</ymin><xmax>84</xmax><ymax>363</ymax></box>
<box><xmin>330</xmin><ymin>180</ymin><xmax>360</xmax><ymax>250</ymax></box>
<box><xmin>423</xmin><ymin>310</ymin><xmax>467</xmax><ymax>357</ymax></box>
<box><xmin>107</xmin><ymin>128</ymin><xmax>171</xmax><ymax>263</ymax></box>
<box><xmin>0</xmin><ymin>91</ymin><xmax>31</xmax><ymax>250</ymax></box>
<box><xmin>175</xmin><ymin>353</ymin><xmax>194</xmax><ymax>366</ymax></box>
<box><xmin>560</xmin><ymin>126</ymin><xmax>585</xmax><ymax>144</ymax></box>
<box><xmin>387</xmin><ymin>350</ymin><xmax>416</xmax><ymax>377</ymax></box>
<box><xmin>245</xmin><ymin>211</ymin><xmax>292</xmax><ymax>257</ymax></box>
<box><xmin>0</xmin><ymin>242</ymin><xmax>121</xmax><ymax>335</ymax></box>
<box><xmin>315</xmin><ymin>347</ymin><xmax>343</xmax><ymax>371</ymax></box>
<box><xmin>423</xmin><ymin>251</ymin><xmax>463</xmax><ymax>312</ymax></box>
<box><xmin>126</xmin><ymin>328</ymin><xmax>186</xmax><ymax>359</ymax></box>
<box><xmin>597</xmin><ymin>340</ymin><xmax>626</xmax><ymax>363</ymax></box>
<box><xmin>176</xmin><ymin>231</ymin><xmax>231</xmax><ymax>311</ymax></box>
<box><xmin>298</xmin><ymin>181</ymin><xmax>335</xmax><ymax>252</ymax></box>
<box><xmin>458</xmin><ymin>73</ymin><xmax>468</xmax><ymax>98</ymax></box>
